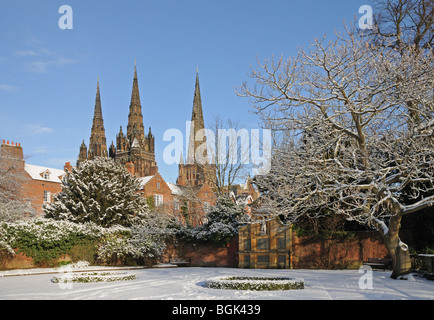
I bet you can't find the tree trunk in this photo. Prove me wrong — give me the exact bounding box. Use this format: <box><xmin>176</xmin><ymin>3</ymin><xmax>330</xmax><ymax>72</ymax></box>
<box><xmin>381</xmin><ymin>214</ymin><xmax>412</xmax><ymax>279</ymax></box>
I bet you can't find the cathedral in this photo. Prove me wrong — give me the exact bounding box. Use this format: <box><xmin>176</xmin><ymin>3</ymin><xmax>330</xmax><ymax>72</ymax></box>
<box><xmin>77</xmin><ymin>63</ymin><xmax>157</xmax><ymax>177</ymax></box>
<box><xmin>76</xmin><ymin>62</ymin><xmax>220</xmax><ymax>225</ymax></box>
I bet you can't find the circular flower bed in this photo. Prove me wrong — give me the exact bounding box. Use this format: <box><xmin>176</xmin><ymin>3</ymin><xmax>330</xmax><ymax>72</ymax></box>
<box><xmin>51</xmin><ymin>271</ymin><xmax>136</xmax><ymax>283</ymax></box>
<box><xmin>205</xmin><ymin>276</ymin><xmax>304</xmax><ymax>291</ymax></box>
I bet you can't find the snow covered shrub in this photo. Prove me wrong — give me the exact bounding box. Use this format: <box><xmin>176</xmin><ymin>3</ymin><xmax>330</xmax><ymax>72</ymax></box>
<box><xmin>0</xmin><ymin>224</ymin><xmax>15</xmax><ymax>256</ymax></box>
<box><xmin>205</xmin><ymin>276</ymin><xmax>304</xmax><ymax>291</ymax></box>
<box><xmin>96</xmin><ymin>225</ymin><xmax>167</xmax><ymax>266</ymax></box>
<box><xmin>52</xmin><ymin>271</ymin><xmax>136</xmax><ymax>283</ymax></box>
<box><xmin>0</xmin><ymin>217</ymin><xmax>129</xmax><ymax>265</ymax></box>
<box><xmin>1</xmin><ymin>213</ymin><xmax>169</xmax><ymax>267</ymax></box>
<box><xmin>177</xmin><ymin>196</ymin><xmax>246</xmax><ymax>246</ymax></box>
<box><xmin>96</xmin><ymin>234</ymin><xmax>135</xmax><ymax>265</ymax></box>
<box><xmin>44</xmin><ymin>157</ymin><xmax>149</xmax><ymax>227</ymax></box>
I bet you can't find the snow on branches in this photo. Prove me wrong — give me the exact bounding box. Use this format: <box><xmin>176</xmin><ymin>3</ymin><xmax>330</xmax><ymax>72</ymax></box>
<box><xmin>44</xmin><ymin>157</ymin><xmax>149</xmax><ymax>227</ymax></box>
<box><xmin>239</xmin><ymin>28</ymin><xmax>433</xmax><ymax>277</ymax></box>
<box><xmin>240</xmin><ymin>29</ymin><xmax>434</xmax><ymax>230</ymax></box>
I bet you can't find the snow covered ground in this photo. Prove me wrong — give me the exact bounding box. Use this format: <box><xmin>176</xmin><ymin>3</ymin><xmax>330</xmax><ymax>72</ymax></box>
<box><xmin>0</xmin><ymin>266</ymin><xmax>433</xmax><ymax>300</ymax></box>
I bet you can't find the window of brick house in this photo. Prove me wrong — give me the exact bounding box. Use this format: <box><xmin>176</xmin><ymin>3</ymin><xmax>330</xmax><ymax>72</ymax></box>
<box><xmin>203</xmin><ymin>202</ymin><xmax>210</xmax><ymax>213</ymax></box>
<box><xmin>157</xmin><ymin>181</ymin><xmax>160</xmax><ymax>189</ymax></box>
<box><xmin>43</xmin><ymin>190</ymin><xmax>51</xmax><ymax>203</ymax></box>
<box><xmin>154</xmin><ymin>194</ymin><xmax>163</xmax><ymax>207</ymax></box>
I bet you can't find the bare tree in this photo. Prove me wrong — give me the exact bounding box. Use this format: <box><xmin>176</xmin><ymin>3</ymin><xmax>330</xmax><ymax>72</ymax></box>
<box><xmin>0</xmin><ymin>156</ymin><xmax>35</xmax><ymax>222</ymax></box>
<box><xmin>175</xmin><ymin>184</ymin><xmax>210</xmax><ymax>226</ymax></box>
<box><xmin>371</xmin><ymin>0</ymin><xmax>433</xmax><ymax>52</ymax></box>
<box><xmin>238</xmin><ymin>28</ymin><xmax>434</xmax><ymax>279</ymax></box>
<box><xmin>370</xmin><ymin>0</ymin><xmax>434</xmax><ymax>126</ymax></box>
<box><xmin>199</xmin><ymin>116</ymin><xmax>250</xmax><ymax>196</ymax></box>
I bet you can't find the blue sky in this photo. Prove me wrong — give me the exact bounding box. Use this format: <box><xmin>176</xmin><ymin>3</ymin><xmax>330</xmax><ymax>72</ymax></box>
<box><xmin>0</xmin><ymin>0</ymin><xmax>373</xmax><ymax>183</ymax></box>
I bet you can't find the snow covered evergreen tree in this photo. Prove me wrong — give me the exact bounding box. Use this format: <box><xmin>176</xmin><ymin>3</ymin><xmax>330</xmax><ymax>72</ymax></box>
<box><xmin>44</xmin><ymin>157</ymin><xmax>149</xmax><ymax>227</ymax></box>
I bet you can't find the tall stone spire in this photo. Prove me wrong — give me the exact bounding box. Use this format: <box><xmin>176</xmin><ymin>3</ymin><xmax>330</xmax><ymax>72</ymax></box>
<box><xmin>178</xmin><ymin>69</ymin><xmax>215</xmax><ymax>187</ymax></box>
<box><xmin>115</xmin><ymin>61</ymin><xmax>157</xmax><ymax>177</ymax></box>
<box><xmin>187</xmin><ymin>70</ymin><xmax>207</xmax><ymax>165</ymax></box>
<box><xmin>88</xmin><ymin>78</ymin><xmax>107</xmax><ymax>160</ymax></box>
<box><xmin>127</xmin><ymin>61</ymin><xmax>145</xmax><ymax>145</ymax></box>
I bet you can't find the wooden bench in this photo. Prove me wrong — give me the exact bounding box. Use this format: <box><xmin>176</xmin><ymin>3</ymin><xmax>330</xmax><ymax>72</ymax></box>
<box><xmin>169</xmin><ymin>258</ymin><xmax>191</xmax><ymax>267</ymax></box>
<box><xmin>363</xmin><ymin>258</ymin><xmax>392</xmax><ymax>270</ymax></box>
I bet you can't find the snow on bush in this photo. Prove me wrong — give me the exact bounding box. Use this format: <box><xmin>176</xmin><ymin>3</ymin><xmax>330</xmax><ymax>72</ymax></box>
<box><xmin>44</xmin><ymin>157</ymin><xmax>149</xmax><ymax>228</ymax></box>
<box><xmin>96</xmin><ymin>225</ymin><xmax>165</xmax><ymax>265</ymax></box>
<box><xmin>205</xmin><ymin>276</ymin><xmax>305</xmax><ymax>291</ymax></box>
<box><xmin>51</xmin><ymin>271</ymin><xmax>136</xmax><ymax>283</ymax></box>
<box><xmin>0</xmin><ymin>217</ymin><xmax>165</xmax><ymax>266</ymax></box>
<box><xmin>70</xmin><ymin>260</ymin><xmax>90</xmax><ymax>269</ymax></box>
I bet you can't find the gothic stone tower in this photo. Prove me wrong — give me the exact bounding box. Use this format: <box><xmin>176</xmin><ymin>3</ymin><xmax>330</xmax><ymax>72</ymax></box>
<box><xmin>77</xmin><ymin>79</ymin><xmax>108</xmax><ymax>166</ymax></box>
<box><xmin>177</xmin><ymin>70</ymin><xmax>215</xmax><ymax>187</ymax></box>
<box><xmin>111</xmin><ymin>63</ymin><xmax>157</xmax><ymax>177</ymax></box>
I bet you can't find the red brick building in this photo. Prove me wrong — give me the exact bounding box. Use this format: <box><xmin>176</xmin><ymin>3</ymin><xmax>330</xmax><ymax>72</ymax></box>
<box><xmin>0</xmin><ymin>140</ymin><xmax>64</xmax><ymax>216</ymax></box>
<box><xmin>139</xmin><ymin>172</ymin><xmax>175</xmax><ymax>211</ymax></box>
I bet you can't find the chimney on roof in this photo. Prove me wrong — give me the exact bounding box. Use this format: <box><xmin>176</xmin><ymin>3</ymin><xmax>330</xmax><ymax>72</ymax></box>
<box><xmin>0</xmin><ymin>139</ymin><xmax>24</xmax><ymax>170</ymax></box>
<box><xmin>64</xmin><ymin>162</ymin><xmax>73</xmax><ymax>173</ymax></box>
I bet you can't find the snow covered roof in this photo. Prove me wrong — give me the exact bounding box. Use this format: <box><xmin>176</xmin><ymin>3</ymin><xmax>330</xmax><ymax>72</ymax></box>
<box><xmin>138</xmin><ymin>176</ymin><xmax>154</xmax><ymax>187</ymax></box>
<box><xmin>25</xmin><ymin>164</ymin><xmax>65</xmax><ymax>183</ymax></box>
<box><xmin>167</xmin><ymin>183</ymin><xmax>183</xmax><ymax>195</ymax></box>
<box><xmin>236</xmin><ymin>194</ymin><xmax>253</xmax><ymax>206</ymax></box>
<box><xmin>229</xmin><ymin>190</ymin><xmax>253</xmax><ymax>206</ymax></box>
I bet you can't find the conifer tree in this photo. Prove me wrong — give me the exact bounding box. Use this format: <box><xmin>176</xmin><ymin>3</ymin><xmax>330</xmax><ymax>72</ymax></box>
<box><xmin>44</xmin><ymin>157</ymin><xmax>148</xmax><ymax>227</ymax></box>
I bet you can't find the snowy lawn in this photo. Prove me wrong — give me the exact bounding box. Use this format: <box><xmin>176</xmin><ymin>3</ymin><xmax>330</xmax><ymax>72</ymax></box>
<box><xmin>0</xmin><ymin>267</ymin><xmax>433</xmax><ymax>300</ymax></box>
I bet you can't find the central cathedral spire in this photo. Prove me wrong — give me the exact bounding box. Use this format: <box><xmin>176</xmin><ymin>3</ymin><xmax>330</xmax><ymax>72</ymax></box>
<box><xmin>78</xmin><ymin>63</ymin><xmax>156</xmax><ymax>176</ymax></box>
<box><xmin>127</xmin><ymin>62</ymin><xmax>145</xmax><ymax>146</ymax></box>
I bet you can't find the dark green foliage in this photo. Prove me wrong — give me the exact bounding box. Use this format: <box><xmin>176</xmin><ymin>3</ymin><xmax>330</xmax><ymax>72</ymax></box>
<box><xmin>177</xmin><ymin>196</ymin><xmax>246</xmax><ymax>246</ymax></box>
<box><xmin>44</xmin><ymin>157</ymin><xmax>149</xmax><ymax>227</ymax></box>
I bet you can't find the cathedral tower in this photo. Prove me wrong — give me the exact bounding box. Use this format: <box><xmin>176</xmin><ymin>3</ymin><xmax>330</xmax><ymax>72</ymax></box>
<box><xmin>77</xmin><ymin>79</ymin><xmax>107</xmax><ymax>166</ymax></box>
<box><xmin>88</xmin><ymin>79</ymin><xmax>107</xmax><ymax>160</ymax></box>
<box><xmin>127</xmin><ymin>63</ymin><xmax>146</xmax><ymax>145</ymax></box>
<box><xmin>113</xmin><ymin>63</ymin><xmax>157</xmax><ymax>176</ymax></box>
<box><xmin>177</xmin><ymin>70</ymin><xmax>215</xmax><ymax>187</ymax></box>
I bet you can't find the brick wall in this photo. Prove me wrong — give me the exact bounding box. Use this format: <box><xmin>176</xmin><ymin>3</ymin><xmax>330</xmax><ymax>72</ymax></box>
<box><xmin>22</xmin><ymin>178</ymin><xmax>62</xmax><ymax>216</ymax></box>
<box><xmin>291</xmin><ymin>231</ymin><xmax>389</xmax><ymax>269</ymax></box>
<box><xmin>163</xmin><ymin>237</ymin><xmax>239</xmax><ymax>267</ymax></box>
